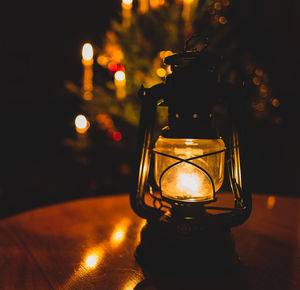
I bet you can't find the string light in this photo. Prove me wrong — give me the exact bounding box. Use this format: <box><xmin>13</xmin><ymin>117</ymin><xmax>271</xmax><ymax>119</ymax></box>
<box><xmin>252</xmin><ymin>76</ymin><xmax>261</xmax><ymax>86</ymax></box>
<box><xmin>156</xmin><ymin>68</ymin><xmax>166</xmax><ymax>78</ymax></box>
<box><xmin>108</xmin><ymin>61</ymin><xmax>118</xmax><ymax>72</ymax></box>
<box><xmin>97</xmin><ymin>55</ymin><xmax>110</xmax><ymax>66</ymax></box>
<box><xmin>214</xmin><ymin>2</ymin><xmax>222</xmax><ymax>10</ymax></box>
<box><xmin>219</xmin><ymin>16</ymin><xmax>227</xmax><ymax>24</ymax></box>
<box><xmin>271</xmin><ymin>98</ymin><xmax>280</xmax><ymax>108</ymax></box>
<box><xmin>96</xmin><ymin>113</ymin><xmax>122</xmax><ymax>141</ymax></box>
<box><xmin>222</xmin><ymin>0</ymin><xmax>230</xmax><ymax>7</ymax></box>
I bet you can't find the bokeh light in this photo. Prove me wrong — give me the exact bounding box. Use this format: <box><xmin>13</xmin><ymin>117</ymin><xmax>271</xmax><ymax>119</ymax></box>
<box><xmin>75</xmin><ymin>114</ymin><xmax>90</xmax><ymax>134</ymax></box>
<box><xmin>115</xmin><ymin>70</ymin><xmax>126</xmax><ymax>82</ymax></box>
<box><xmin>82</xmin><ymin>43</ymin><xmax>93</xmax><ymax>61</ymax></box>
<box><xmin>156</xmin><ymin>68</ymin><xmax>166</xmax><ymax>78</ymax></box>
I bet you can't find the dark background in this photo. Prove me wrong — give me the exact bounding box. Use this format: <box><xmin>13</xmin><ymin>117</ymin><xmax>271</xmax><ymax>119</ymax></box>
<box><xmin>1</xmin><ymin>0</ymin><xmax>300</xmax><ymax>218</ymax></box>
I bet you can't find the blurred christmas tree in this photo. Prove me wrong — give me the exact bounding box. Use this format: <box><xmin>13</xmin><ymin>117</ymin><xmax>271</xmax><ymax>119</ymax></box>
<box><xmin>64</xmin><ymin>0</ymin><xmax>282</xmax><ymax>195</ymax></box>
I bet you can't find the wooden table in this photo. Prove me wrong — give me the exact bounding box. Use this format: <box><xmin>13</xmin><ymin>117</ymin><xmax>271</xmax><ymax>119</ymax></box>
<box><xmin>0</xmin><ymin>193</ymin><xmax>299</xmax><ymax>290</ymax></box>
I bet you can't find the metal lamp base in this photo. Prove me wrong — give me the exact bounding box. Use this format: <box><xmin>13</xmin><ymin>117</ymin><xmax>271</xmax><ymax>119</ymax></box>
<box><xmin>135</xmin><ymin>217</ymin><xmax>240</xmax><ymax>276</ymax></box>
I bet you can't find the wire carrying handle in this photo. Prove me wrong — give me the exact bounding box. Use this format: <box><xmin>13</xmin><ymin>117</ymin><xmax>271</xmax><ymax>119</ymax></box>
<box><xmin>184</xmin><ymin>33</ymin><xmax>209</xmax><ymax>52</ymax></box>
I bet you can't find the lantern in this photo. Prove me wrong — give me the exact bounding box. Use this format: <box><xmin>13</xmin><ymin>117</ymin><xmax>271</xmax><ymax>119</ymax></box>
<box><xmin>130</xmin><ymin>48</ymin><xmax>252</xmax><ymax>274</ymax></box>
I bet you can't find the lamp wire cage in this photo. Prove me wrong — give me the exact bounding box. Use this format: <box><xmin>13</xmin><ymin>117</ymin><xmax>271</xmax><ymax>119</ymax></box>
<box><xmin>131</xmin><ymin>85</ymin><xmax>251</xmax><ymax>226</ymax></box>
<box><xmin>131</xmin><ymin>85</ymin><xmax>252</xmax><ymax>228</ymax></box>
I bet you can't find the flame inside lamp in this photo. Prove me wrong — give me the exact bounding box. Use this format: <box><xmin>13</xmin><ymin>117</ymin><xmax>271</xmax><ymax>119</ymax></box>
<box><xmin>177</xmin><ymin>173</ymin><xmax>200</xmax><ymax>196</ymax></box>
<box><xmin>154</xmin><ymin>137</ymin><xmax>226</xmax><ymax>202</ymax></box>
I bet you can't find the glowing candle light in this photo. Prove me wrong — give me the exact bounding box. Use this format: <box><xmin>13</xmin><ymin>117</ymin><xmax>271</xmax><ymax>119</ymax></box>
<box><xmin>182</xmin><ymin>0</ymin><xmax>194</xmax><ymax>23</ymax></box>
<box><xmin>114</xmin><ymin>70</ymin><xmax>126</xmax><ymax>99</ymax></box>
<box><xmin>115</xmin><ymin>70</ymin><xmax>126</xmax><ymax>82</ymax></box>
<box><xmin>177</xmin><ymin>173</ymin><xmax>201</xmax><ymax>197</ymax></box>
<box><xmin>122</xmin><ymin>0</ymin><xmax>133</xmax><ymax>28</ymax></box>
<box><xmin>138</xmin><ymin>0</ymin><xmax>149</xmax><ymax>14</ymax></box>
<box><xmin>149</xmin><ymin>0</ymin><xmax>165</xmax><ymax>9</ymax></box>
<box><xmin>82</xmin><ymin>43</ymin><xmax>93</xmax><ymax>65</ymax></box>
<box><xmin>81</xmin><ymin>43</ymin><xmax>94</xmax><ymax>100</ymax></box>
<box><xmin>75</xmin><ymin>114</ymin><xmax>90</xmax><ymax>134</ymax></box>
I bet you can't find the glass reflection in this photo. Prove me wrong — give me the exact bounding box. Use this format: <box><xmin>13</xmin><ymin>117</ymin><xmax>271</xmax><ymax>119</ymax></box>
<box><xmin>63</xmin><ymin>245</ymin><xmax>105</xmax><ymax>288</ymax></box>
<box><xmin>123</xmin><ymin>278</ymin><xmax>143</xmax><ymax>290</ymax></box>
<box><xmin>135</xmin><ymin>220</ymin><xmax>147</xmax><ymax>246</ymax></box>
<box><xmin>85</xmin><ymin>253</ymin><xmax>99</xmax><ymax>269</ymax></box>
<box><xmin>83</xmin><ymin>246</ymin><xmax>105</xmax><ymax>269</ymax></box>
<box><xmin>110</xmin><ymin>218</ymin><xmax>130</xmax><ymax>247</ymax></box>
<box><xmin>267</xmin><ymin>195</ymin><xmax>276</xmax><ymax>209</ymax></box>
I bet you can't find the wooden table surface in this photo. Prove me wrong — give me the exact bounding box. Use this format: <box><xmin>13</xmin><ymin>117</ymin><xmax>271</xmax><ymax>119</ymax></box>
<box><xmin>0</xmin><ymin>192</ymin><xmax>299</xmax><ymax>290</ymax></box>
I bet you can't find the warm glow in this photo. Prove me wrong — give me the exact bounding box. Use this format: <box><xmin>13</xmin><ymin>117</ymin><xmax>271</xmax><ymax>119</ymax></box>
<box><xmin>159</xmin><ymin>50</ymin><xmax>174</xmax><ymax>59</ymax></box>
<box><xmin>166</xmin><ymin>65</ymin><xmax>172</xmax><ymax>74</ymax></box>
<box><xmin>177</xmin><ymin>173</ymin><xmax>200</xmax><ymax>196</ymax></box>
<box><xmin>110</xmin><ymin>218</ymin><xmax>130</xmax><ymax>247</ymax></box>
<box><xmin>122</xmin><ymin>0</ymin><xmax>133</xmax><ymax>9</ymax></box>
<box><xmin>96</xmin><ymin>113</ymin><xmax>114</xmax><ymax>130</ymax></box>
<box><xmin>135</xmin><ymin>220</ymin><xmax>147</xmax><ymax>246</ymax></box>
<box><xmin>82</xmin><ymin>43</ymin><xmax>93</xmax><ymax>62</ymax></box>
<box><xmin>82</xmin><ymin>246</ymin><xmax>105</xmax><ymax>270</ymax></box>
<box><xmin>116</xmin><ymin>87</ymin><xmax>126</xmax><ymax>99</ymax></box>
<box><xmin>271</xmin><ymin>98</ymin><xmax>280</xmax><ymax>107</ymax></box>
<box><xmin>97</xmin><ymin>55</ymin><xmax>110</xmax><ymax>66</ymax></box>
<box><xmin>75</xmin><ymin>114</ymin><xmax>88</xmax><ymax>129</ymax></box>
<box><xmin>184</xmin><ymin>0</ymin><xmax>194</xmax><ymax>3</ymax></box>
<box><xmin>112</xmin><ymin>131</ymin><xmax>122</xmax><ymax>141</ymax></box>
<box><xmin>150</xmin><ymin>0</ymin><xmax>160</xmax><ymax>8</ymax></box>
<box><xmin>122</xmin><ymin>279</ymin><xmax>142</xmax><ymax>290</ymax></box>
<box><xmin>214</xmin><ymin>2</ymin><xmax>222</xmax><ymax>10</ymax></box>
<box><xmin>85</xmin><ymin>254</ymin><xmax>99</xmax><ymax>268</ymax></box>
<box><xmin>112</xmin><ymin>229</ymin><xmax>125</xmax><ymax>243</ymax></box>
<box><xmin>108</xmin><ymin>61</ymin><xmax>118</xmax><ymax>71</ymax></box>
<box><xmin>219</xmin><ymin>16</ymin><xmax>227</xmax><ymax>25</ymax></box>
<box><xmin>267</xmin><ymin>196</ymin><xmax>276</xmax><ymax>209</ymax></box>
<box><xmin>114</xmin><ymin>70</ymin><xmax>126</xmax><ymax>82</ymax></box>
<box><xmin>114</xmin><ymin>70</ymin><xmax>126</xmax><ymax>98</ymax></box>
<box><xmin>64</xmin><ymin>246</ymin><xmax>105</xmax><ymax>288</ymax></box>
<box><xmin>75</xmin><ymin>114</ymin><xmax>90</xmax><ymax>134</ymax></box>
<box><xmin>83</xmin><ymin>91</ymin><xmax>93</xmax><ymax>101</ymax></box>
<box><xmin>253</xmin><ymin>76</ymin><xmax>261</xmax><ymax>86</ymax></box>
<box><xmin>154</xmin><ymin>137</ymin><xmax>226</xmax><ymax>202</ymax></box>
<box><xmin>156</xmin><ymin>68</ymin><xmax>166</xmax><ymax>78</ymax></box>
<box><xmin>255</xmin><ymin>68</ymin><xmax>264</xmax><ymax>76</ymax></box>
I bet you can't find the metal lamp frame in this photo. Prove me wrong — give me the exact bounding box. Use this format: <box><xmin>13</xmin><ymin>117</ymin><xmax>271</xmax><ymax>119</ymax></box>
<box><xmin>130</xmin><ymin>83</ymin><xmax>252</xmax><ymax>228</ymax></box>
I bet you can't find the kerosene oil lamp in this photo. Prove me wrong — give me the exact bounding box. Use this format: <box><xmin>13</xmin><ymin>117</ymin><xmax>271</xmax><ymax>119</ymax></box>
<box><xmin>130</xmin><ymin>46</ymin><xmax>252</xmax><ymax>274</ymax></box>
